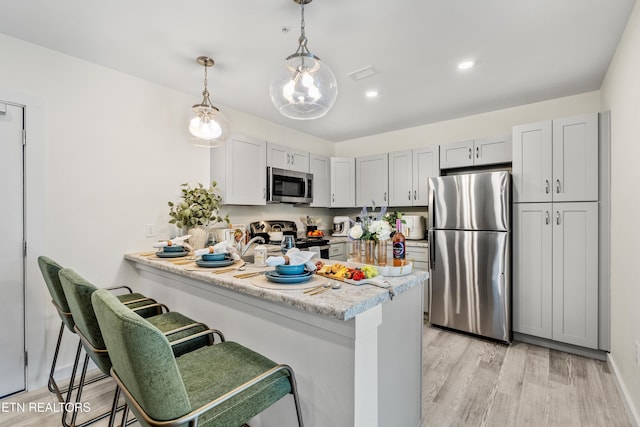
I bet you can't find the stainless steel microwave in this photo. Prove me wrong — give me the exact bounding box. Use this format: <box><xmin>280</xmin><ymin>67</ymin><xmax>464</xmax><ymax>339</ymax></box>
<box><xmin>267</xmin><ymin>167</ymin><xmax>313</xmax><ymax>204</ymax></box>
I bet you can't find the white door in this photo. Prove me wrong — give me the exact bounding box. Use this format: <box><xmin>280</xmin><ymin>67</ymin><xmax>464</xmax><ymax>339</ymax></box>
<box><xmin>309</xmin><ymin>154</ymin><xmax>330</xmax><ymax>207</ymax></box>
<box><xmin>0</xmin><ymin>102</ymin><xmax>25</xmax><ymax>397</ymax></box>
<box><xmin>330</xmin><ymin>157</ymin><xmax>355</xmax><ymax>207</ymax></box>
<box><xmin>225</xmin><ymin>135</ymin><xmax>266</xmax><ymax>205</ymax></box>
<box><xmin>474</xmin><ymin>135</ymin><xmax>512</xmax><ymax>166</ymax></box>
<box><xmin>412</xmin><ymin>147</ymin><xmax>439</xmax><ymax>206</ymax></box>
<box><xmin>439</xmin><ymin>139</ymin><xmax>473</xmax><ymax>169</ymax></box>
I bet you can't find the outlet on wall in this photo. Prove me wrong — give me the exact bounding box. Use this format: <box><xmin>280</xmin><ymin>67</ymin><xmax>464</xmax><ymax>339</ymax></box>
<box><xmin>145</xmin><ymin>224</ymin><xmax>157</xmax><ymax>238</ymax></box>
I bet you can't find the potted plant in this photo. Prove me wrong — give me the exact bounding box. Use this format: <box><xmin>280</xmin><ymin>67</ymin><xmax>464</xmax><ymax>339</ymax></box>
<box><xmin>168</xmin><ymin>181</ymin><xmax>229</xmax><ymax>248</ymax></box>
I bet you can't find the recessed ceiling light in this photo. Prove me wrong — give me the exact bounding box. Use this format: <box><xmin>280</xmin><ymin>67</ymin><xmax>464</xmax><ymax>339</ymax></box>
<box><xmin>365</xmin><ymin>90</ymin><xmax>379</xmax><ymax>98</ymax></box>
<box><xmin>457</xmin><ymin>60</ymin><xmax>475</xmax><ymax>70</ymax></box>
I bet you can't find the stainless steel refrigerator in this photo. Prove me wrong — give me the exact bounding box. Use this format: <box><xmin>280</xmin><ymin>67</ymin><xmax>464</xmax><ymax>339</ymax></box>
<box><xmin>428</xmin><ymin>171</ymin><xmax>511</xmax><ymax>342</ymax></box>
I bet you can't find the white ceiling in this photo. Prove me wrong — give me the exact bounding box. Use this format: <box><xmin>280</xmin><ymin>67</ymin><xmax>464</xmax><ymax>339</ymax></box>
<box><xmin>0</xmin><ymin>0</ymin><xmax>635</xmax><ymax>142</ymax></box>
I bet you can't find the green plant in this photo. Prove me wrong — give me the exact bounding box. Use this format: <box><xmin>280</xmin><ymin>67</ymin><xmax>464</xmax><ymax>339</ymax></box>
<box><xmin>168</xmin><ymin>181</ymin><xmax>229</xmax><ymax>229</ymax></box>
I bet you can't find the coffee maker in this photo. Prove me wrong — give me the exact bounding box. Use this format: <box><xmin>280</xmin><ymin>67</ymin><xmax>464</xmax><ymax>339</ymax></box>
<box><xmin>332</xmin><ymin>216</ymin><xmax>350</xmax><ymax>237</ymax></box>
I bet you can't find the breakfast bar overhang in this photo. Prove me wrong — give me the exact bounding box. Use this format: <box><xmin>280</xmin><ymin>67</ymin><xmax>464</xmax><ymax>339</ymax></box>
<box><xmin>123</xmin><ymin>253</ymin><xmax>427</xmax><ymax>427</ymax></box>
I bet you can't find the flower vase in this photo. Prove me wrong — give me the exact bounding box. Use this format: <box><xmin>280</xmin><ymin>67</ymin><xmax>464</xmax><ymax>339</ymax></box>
<box><xmin>364</xmin><ymin>240</ymin><xmax>376</xmax><ymax>265</ymax></box>
<box><xmin>376</xmin><ymin>240</ymin><xmax>388</xmax><ymax>266</ymax></box>
<box><xmin>350</xmin><ymin>240</ymin><xmax>362</xmax><ymax>263</ymax></box>
<box><xmin>187</xmin><ymin>226</ymin><xmax>208</xmax><ymax>250</ymax></box>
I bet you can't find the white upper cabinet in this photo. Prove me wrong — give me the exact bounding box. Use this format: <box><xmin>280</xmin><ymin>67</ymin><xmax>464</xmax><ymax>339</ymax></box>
<box><xmin>224</xmin><ymin>135</ymin><xmax>267</xmax><ymax>205</ymax></box>
<box><xmin>440</xmin><ymin>136</ymin><xmax>512</xmax><ymax>169</ymax></box>
<box><xmin>513</xmin><ymin>113</ymin><xmax>598</xmax><ymax>203</ymax></box>
<box><xmin>266</xmin><ymin>142</ymin><xmax>309</xmax><ymax>173</ymax></box>
<box><xmin>356</xmin><ymin>153</ymin><xmax>388</xmax><ymax>207</ymax></box>
<box><xmin>330</xmin><ymin>157</ymin><xmax>355</xmax><ymax>207</ymax></box>
<box><xmin>388</xmin><ymin>147</ymin><xmax>440</xmax><ymax>207</ymax></box>
<box><xmin>309</xmin><ymin>153</ymin><xmax>330</xmax><ymax>207</ymax></box>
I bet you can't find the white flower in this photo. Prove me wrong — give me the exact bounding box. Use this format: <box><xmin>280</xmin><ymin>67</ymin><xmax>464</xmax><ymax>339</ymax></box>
<box><xmin>349</xmin><ymin>224</ymin><xmax>363</xmax><ymax>239</ymax></box>
<box><xmin>369</xmin><ymin>220</ymin><xmax>391</xmax><ymax>241</ymax></box>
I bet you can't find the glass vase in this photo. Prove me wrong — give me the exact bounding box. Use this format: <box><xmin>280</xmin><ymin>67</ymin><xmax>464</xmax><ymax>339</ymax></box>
<box><xmin>364</xmin><ymin>240</ymin><xmax>376</xmax><ymax>265</ymax></box>
<box><xmin>350</xmin><ymin>240</ymin><xmax>362</xmax><ymax>263</ymax></box>
<box><xmin>376</xmin><ymin>240</ymin><xmax>388</xmax><ymax>266</ymax></box>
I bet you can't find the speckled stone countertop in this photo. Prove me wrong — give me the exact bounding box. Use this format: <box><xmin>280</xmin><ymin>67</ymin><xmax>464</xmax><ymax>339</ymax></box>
<box><xmin>327</xmin><ymin>236</ymin><xmax>429</xmax><ymax>248</ymax></box>
<box><xmin>125</xmin><ymin>252</ymin><xmax>428</xmax><ymax>321</ymax></box>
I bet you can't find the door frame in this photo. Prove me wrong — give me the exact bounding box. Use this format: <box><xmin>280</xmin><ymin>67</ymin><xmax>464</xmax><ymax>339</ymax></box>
<box><xmin>0</xmin><ymin>90</ymin><xmax>46</xmax><ymax>390</ymax></box>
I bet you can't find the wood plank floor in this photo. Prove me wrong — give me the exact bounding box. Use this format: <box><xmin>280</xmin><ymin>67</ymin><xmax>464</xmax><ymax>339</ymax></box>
<box><xmin>1</xmin><ymin>321</ymin><xmax>633</xmax><ymax>426</ymax></box>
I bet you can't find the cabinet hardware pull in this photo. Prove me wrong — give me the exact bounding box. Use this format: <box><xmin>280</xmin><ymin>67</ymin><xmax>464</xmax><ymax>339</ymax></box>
<box><xmin>468</xmin><ymin>148</ymin><xmax>472</xmax><ymax>159</ymax></box>
<box><xmin>556</xmin><ymin>211</ymin><xmax>560</xmax><ymax>225</ymax></box>
<box><xmin>384</xmin><ymin>192</ymin><xmax>387</xmax><ymax>202</ymax></box>
<box><xmin>332</xmin><ymin>193</ymin><xmax>335</xmax><ymax>202</ymax></box>
<box><xmin>408</xmin><ymin>190</ymin><xmax>411</xmax><ymax>200</ymax></box>
<box><xmin>556</xmin><ymin>179</ymin><xmax>560</xmax><ymax>193</ymax></box>
<box><xmin>291</xmin><ymin>155</ymin><xmax>294</xmax><ymax>165</ymax></box>
<box><xmin>414</xmin><ymin>190</ymin><xmax>417</xmax><ymax>200</ymax></box>
<box><xmin>476</xmin><ymin>146</ymin><xmax>479</xmax><ymax>159</ymax></box>
<box><xmin>287</xmin><ymin>153</ymin><xmax>290</xmax><ymax>164</ymax></box>
<box><xmin>545</xmin><ymin>211</ymin><xmax>550</xmax><ymax>225</ymax></box>
<box><xmin>545</xmin><ymin>180</ymin><xmax>550</xmax><ymax>194</ymax></box>
<box><xmin>263</xmin><ymin>188</ymin><xmax>266</xmax><ymax>199</ymax></box>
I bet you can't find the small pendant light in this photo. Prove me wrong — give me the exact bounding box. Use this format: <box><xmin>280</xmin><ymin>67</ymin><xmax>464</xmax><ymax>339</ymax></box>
<box><xmin>188</xmin><ymin>56</ymin><xmax>230</xmax><ymax>147</ymax></box>
<box><xmin>269</xmin><ymin>0</ymin><xmax>338</xmax><ymax>120</ymax></box>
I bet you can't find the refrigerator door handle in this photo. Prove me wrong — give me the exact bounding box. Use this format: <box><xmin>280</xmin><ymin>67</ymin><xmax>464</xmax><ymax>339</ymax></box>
<box><xmin>428</xmin><ymin>187</ymin><xmax>435</xmax><ymax>229</ymax></box>
<box><xmin>428</xmin><ymin>229</ymin><xmax>435</xmax><ymax>269</ymax></box>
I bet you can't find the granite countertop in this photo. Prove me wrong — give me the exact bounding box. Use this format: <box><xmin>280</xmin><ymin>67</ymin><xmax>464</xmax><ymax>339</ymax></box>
<box><xmin>125</xmin><ymin>252</ymin><xmax>428</xmax><ymax>321</ymax></box>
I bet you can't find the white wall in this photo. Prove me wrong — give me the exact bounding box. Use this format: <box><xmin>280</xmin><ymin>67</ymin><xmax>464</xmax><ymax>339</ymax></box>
<box><xmin>601</xmin><ymin>1</ymin><xmax>640</xmax><ymax>422</ymax></box>
<box><xmin>0</xmin><ymin>33</ymin><xmax>331</xmax><ymax>389</ymax></box>
<box><xmin>334</xmin><ymin>91</ymin><xmax>602</xmax><ymax>156</ymax></box>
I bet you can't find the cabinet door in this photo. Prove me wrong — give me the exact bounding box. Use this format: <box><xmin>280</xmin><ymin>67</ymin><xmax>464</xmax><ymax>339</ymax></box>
<box><xmin>289</xmin><ymin>148</ymin><xmax>309</xmax><ymax>173</ymax></box>
<box><xmin>439</xmin><ymin>140</ymin><xmax>473</xmax><ymax>169</ymax></box>
<box><xmin>552</xmin><ymin>113</ymin><xmax>598</xmax><ymax>202</ymax></box>
<box><xmin>513</xmin><ymin>203</ymin><xmax>553</xmax><ymax>339</ymax></box>
<box><xmin>388</xmin><ymin>150</ymin><xmax>413</xmax><ymax>207</ymax></box>
<box><xmin>309</xmin><ymin>154</ymin><xmax>330</xmax><ymax>207</ymax></box>
<box><xmin>330</xmin><ymin>157</ymin><xmax>355</xmax><ymax>207</ymax></box>
<box><xmin>413</xmin><ymin>147</ymin><xmax>439</xmax><ymax>206</ymax></box>
<box><xmin>266</xmin><ymin>142</ymin><xmax>290</xmax><ymax>170</ymax></box>
<box><xmin>356</xmin><ymin>153</ymin><xmax>388</xmax><ymax>207</ymax></box>
<box><xmin>552</xmin><ymin>202</ymin><xmax>598</xmax><ymax>348</ymax></box>
<box><xmin>512</xmin><ymin>121</ymin><xmax>553</xmax><ymax>203</ymax></box>
<box><xmin>225</xmin><ymin>135</ymin><xmax>266</xmax><ymax>205</ymax></box>
<box><xmin>474</xmin><ymin>135</ymin><xmax>512</xmax><ymax>166</ymax></box>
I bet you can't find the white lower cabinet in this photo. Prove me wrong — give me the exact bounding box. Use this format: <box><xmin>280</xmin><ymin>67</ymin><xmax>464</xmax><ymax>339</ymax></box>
<box><xmin>513</xmin><ymin>202</ymin><xmax>598</xmax><ymax>349</ymax></box>
<box><xmin>329</xmin><ymin>243</ymin><xmax>347</xmax><ymax>261</ymax></box>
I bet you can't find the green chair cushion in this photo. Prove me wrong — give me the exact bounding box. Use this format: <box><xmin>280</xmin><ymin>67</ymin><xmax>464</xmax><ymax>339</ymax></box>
<box><xmin>38</xmin><ymin>256</ymin><xmax>75</xmax><ymax>331</ymax></box>
<box><xmin>178</xmin><ymin>342</ymin><xmax>292</xmax><ymax>427</ymax></box>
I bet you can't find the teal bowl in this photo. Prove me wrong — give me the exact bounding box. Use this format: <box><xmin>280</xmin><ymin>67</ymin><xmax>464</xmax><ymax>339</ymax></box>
<box><xmin>163</xmin><ymin>245</ymin><xmax>185</xmax><ymax>252</ymax></box>
<box><xmin>202</xmin><ymin>253</ymin><xmax>226</xmax><ymax>261</ymax></box>
<box><xmin>276</xmin><ymin>264</ymin><xmax>305</xmax><ymax>275</ymax></box>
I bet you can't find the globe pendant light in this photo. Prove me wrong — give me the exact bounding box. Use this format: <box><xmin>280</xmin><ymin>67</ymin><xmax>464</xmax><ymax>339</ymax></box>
<box><xmin>269</xmin><ymin>0</ymin><xmax>338</xmax><ymax>120</ymax></box>
<box><xmin>189</xmin><ymin>56</ymin><xmax>230</xmax><ymax>147</ymax></box>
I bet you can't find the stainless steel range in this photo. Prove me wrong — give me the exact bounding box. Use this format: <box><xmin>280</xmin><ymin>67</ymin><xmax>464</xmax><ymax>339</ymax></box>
<box><xmin>249</xmin><ymin>220</ymin><xmax>329</xmax><ymax>258</ymax></box>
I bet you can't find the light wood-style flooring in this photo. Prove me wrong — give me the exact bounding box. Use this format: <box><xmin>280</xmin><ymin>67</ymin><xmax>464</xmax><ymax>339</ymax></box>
<box><xmin>1</xmin><ymin>321</ymin><xmax>633</xmax><ymax>427</ymax></box>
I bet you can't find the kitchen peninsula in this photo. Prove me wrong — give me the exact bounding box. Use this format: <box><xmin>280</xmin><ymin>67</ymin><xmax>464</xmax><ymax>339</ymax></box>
<box><xmin>124</xmin><ymin>252</ymin><xmax>428</xmax><ymax>427</ymax></box>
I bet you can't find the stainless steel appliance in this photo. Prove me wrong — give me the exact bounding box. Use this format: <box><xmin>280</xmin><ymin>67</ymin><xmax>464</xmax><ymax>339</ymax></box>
<box><xmin>267</xmin><ymin>167</ymin><xmax>313</xmax><ymax>204</ymax></box>
<box><xmin>249</xmin><ymin>220</ymin><xmax>329</xmax><ymax>258</ymax></box>
<box><xmin>428</xmin><ymin>171</ymin><xmax>511</xmax><ymax>342</ymax></box>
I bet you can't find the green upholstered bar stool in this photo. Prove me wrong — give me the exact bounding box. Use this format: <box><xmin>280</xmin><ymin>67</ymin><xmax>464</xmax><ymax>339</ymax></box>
<box><xmin>59</xmin><ymin>268</ymin><xmax>222</xmax><ymax>427</ymax></box>
<box><xmin>38</xmin><ymin>256</ymin><xmax>162</xmax><ymax>403</ymax></box>
<box><xmin>92</xmin><ymin>288</ymin><xmax>304</xmax><ymax>427</ymax></box>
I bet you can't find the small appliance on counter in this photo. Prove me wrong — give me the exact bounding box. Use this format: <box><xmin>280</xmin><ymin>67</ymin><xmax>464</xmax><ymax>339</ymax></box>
<box><xmin>403</xmin><ymin>215</ymin><xmax>425</xmax><ymax>240</ymax></box>
<box><xmin>332</xmin><ymin>216</ymin><xmax>350</xmax><ymax>237</ymax></box>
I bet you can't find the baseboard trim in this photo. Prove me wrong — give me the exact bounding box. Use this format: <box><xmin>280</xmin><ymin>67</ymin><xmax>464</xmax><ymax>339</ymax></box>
<box><xmin>513</xmin><ymin>332</ymin><xmax>607</xmax><ymax>360</ymax></box>
<box><xmin>607</xmin><ymin>354</ymin><xmax>640</xmax><ymax>427</ymax></box>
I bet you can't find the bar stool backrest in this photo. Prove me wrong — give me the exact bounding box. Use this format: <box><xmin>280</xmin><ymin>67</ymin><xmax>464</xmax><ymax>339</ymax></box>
<box><xmin>38</xmin><ymin>256</ymin><xmax>76</xmax><ymax>331</ymax></box>
<box><xmin>92</xmin><ymin>289</ymin><xmax>192</xmax><ymax>423</ymax></box>
<box><xmin>59</xmin><ymin>268</ymin><xmax>112</xmax><ymax>375</ymax></box>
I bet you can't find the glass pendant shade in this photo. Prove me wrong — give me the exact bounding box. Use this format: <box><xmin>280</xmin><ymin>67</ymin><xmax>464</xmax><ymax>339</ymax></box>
<box><xmin>270</xmin><ymin>52</ymin><xmax>338</xmax><ymax>120</ymax></box>
<box><xmin>189</xmin><ymin>104</ymin><xmax>229</xmax><ymax>147</ymax></box>
<box><xmin>188</xmin><ymin>56</ymin><xmax>229</xmax><ymax>147</ymax></box>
